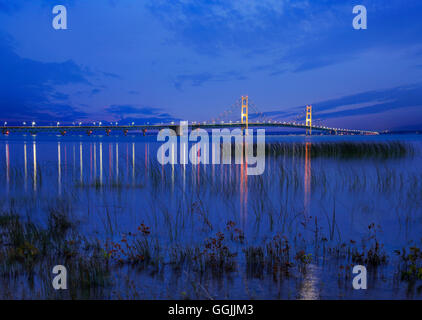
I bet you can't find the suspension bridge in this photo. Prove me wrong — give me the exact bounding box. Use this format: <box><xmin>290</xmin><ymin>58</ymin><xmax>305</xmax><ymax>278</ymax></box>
<box><xmin>1</xmin><ymin>96</ymin><xmax>379</xmax><ymax>136</ymax></box>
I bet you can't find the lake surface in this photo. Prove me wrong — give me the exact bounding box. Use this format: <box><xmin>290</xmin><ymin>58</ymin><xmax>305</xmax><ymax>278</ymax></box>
<box><xmin>0</xmin><ymin>133</ymin><xmax>421</xmax><ymax>299</ymax></box>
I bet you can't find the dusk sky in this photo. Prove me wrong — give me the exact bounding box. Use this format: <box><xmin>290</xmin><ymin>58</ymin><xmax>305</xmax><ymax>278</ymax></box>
<box><xmin>1</xmin><ymin>0</ymin><xmax>422</xmax><ymax>130</ymax></box>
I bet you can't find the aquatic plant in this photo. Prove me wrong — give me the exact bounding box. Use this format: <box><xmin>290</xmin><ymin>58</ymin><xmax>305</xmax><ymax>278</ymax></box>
<box><xmin>397</xmin><ymin>246</ymin><xmax>422</xmax><ymax>281</ymax></box>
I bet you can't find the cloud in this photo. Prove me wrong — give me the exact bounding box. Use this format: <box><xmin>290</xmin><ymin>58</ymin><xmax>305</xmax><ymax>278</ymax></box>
<box><xmin>260</xmin><ymin>83</ymin><xmax>422</xmax><ymax>129</ymax></box>
<box><xmin>312</xmin><ymin>84</ymin><xmax>422</xmax><ymax>118</ymax></box>
<box><xmin>0</xmin><ymin>33</ymin><xmax>90</xmax><ymax>123</ymax></box>
<box><xmin>106</xmin><ymin>105</ymin><xmax>162</xmax><ymax>116</ymax></box>
<box><xmin>104</xmin><ymin>104</ymin><xmax>179</xmax><ymax>124</ymax></box>
<box><xmin>90</xmin><ymin>88</ymin><xmax>101</xmax><ymax>96</ymax></box>
<box><xmin>148</xmin><ymin>0</ymin><xmax>422</xmax><ymax>74</ymax></box>
<box><xmin>102</xmin><ymin>71</ymin><xmax>120</xmax><ymax>79</ymax></box>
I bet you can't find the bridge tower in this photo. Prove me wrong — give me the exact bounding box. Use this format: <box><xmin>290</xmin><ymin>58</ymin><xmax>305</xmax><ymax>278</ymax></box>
<box><xmin>306</xmin><ymin>105</ymin><xmax>312</xmax><ymax>135</ymax></box>
<box><xmin>241</xmin><ymin>96</ymin><xmax>248</xmax><ymax>130</ymax></box>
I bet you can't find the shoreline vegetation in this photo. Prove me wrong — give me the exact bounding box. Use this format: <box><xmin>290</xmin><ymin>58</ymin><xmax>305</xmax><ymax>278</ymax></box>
<box><xmin>0</xmin><ymin>140</ymin><xmax>421</xmax><ymax>299</ymax></box>
<box><xmin>262</xmin><ymin>141</ymin><xmax>414</xmax><ymax>159</ymax></box>
<box><xmin>227</xmin><ymin>141</ymin><xmax>414</xmax><ymax>159</ymax></box>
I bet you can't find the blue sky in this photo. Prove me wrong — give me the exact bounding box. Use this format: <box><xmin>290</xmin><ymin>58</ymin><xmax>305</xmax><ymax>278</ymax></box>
<box><xmin>1</xmin><ymin>0</ymin><xmax>422</xmax><ymax>130</ymax></box>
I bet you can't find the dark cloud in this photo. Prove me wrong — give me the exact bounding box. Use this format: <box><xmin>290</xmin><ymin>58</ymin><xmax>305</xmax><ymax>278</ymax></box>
<box><xmin>105</xmin><ymin>104</ymin><xmax>178</xmax><ymax>124</ymax></box>
<box><xmin>314</xmin><ymin>84</ymin><xmax>422</xmax><ymax>118</ymax></box>
<box><xmin>116</xmin><ymin>116</ymin><xmax>179</xmax><ymax>125</ymax></box>
<box><xmin>261</xmin><ymin>84</ymin><xmax>422</xmax><ymax>123</ymax></box>
<box><xmin>0</xmin><ymin>33</ymin><xmax>89</xmax><ymax>123</ymax></box>
<box><xmin>106</xmin><ymin>105</ymin><xmax>162</xmax><ymax>116</ymax></box>
<box><xmin>148</xmin><ymin>0</ymin><xmax>422</xmax><ymax>73</ymax></box>
<box><xmin>90</xmin><ymin>88</ymin><xmax>101</xmax><ymax>96</ymax></box>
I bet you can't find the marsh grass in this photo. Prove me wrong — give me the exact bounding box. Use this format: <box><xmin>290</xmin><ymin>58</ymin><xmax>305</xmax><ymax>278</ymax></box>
<box><xmin>0</xmin><ymin>139</ymin><xmax>421</xmax><ymax>298</ymax></box>
<box><xmin>0</xmin><ymin>204</ymin><xmax>111</xmax><ymax>299</ymax></box>
<box><xmin>229</xmin><ymin>141</ymin><xmax>415</xmax><ymax>159</ymax></box>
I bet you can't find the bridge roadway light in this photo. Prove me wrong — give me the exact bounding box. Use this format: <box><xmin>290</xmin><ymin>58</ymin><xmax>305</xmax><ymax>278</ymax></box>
<box><xmin>57</xmin><ymin>122</ymin><xmax>60</xmax><ymax>127</ymax></box>
<box><xmin>79</xmin><ymin>122</ymin><xmax>82</xmax><ymax>126</ymax></box>
<box><xmin>3</xmin><ymin>122</ymin><xmax>7</xmax><ymax>126</ymax></box>
<box><xmin>32</xmin><ymin>121</ymin><xmax>36</xmax><ymax>127</ymax></box>
<box><xmin>23</xmin><ymin>122</ymin><xmax>26</xmax><ymax>126</ymax></box>
<box><xmin>99</xmin><ymin>122</ymin><xmax>102</xmax><ymax>126</ymax></box>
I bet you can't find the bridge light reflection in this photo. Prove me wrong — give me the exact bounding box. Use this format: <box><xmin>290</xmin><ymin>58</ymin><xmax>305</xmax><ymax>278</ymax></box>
<box><xmin>100</xmin><ymin>142</ymin><xmax>103</xmax><ymax>185</ymax></box>
<box><xmin>58</xmin><ymin>142</ymin><xmax>61</xmax><ymax>195</ymax></box>
<box><xmin>5</xmin><ymin>143</ymin><xmax>9</xmax><ymax>192</ymax></box>
<box><xmin>304</xmin><ymin>142</ymin><xmax>311</xmax><ymax>218</ymax></box>
<box><xmin>132</xmin><ymin>142</ymin><xmax>135</xmax><ymax>184</ymax></box>
<box><xmin>33</xmin><ymin>141</ymin><xmax>37</xmax><ymax>191</ymax></box>
<box><xmin>116</xmin><ymin>143</ymin><xmax>119</xmax><ymax>182</ymax></box>
<box><xmin>80</xmin><ymin>142</ymin><xmax>83</xmax><ymax>184</ymax></box>
<box><xmin>240</xmin><ymin>142</ymin><xmax>248</xmax><ymax>229</ymax></box>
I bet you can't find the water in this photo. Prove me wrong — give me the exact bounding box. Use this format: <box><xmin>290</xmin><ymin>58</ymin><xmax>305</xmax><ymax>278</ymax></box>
<box><xmin>0</xmin><ymin>133</ymin><xmax>421</xmax><ymax>299</ymax></box>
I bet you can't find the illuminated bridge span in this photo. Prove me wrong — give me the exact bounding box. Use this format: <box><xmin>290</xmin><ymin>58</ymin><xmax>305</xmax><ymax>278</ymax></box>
<box><xmin>1</xmin><ymin>97</ymin><xmax>379</xmax><ymax>136</ymax></box>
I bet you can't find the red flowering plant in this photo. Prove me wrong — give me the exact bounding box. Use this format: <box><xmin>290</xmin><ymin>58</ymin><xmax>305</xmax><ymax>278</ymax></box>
<box><xmin>105</xmin><ymin>223</ymin><xmax>159</xmax><ymax>266</ymax></box>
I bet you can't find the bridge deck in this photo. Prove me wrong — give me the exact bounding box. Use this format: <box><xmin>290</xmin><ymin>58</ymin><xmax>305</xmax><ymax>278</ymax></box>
<box><xmin>1</xmin><ymin>122</ymin><xmax>379</xmax><ymax>135</ymax></box>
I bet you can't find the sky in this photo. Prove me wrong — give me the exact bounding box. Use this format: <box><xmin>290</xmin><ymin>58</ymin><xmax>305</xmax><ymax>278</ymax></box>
<box><xmin>0</xmin><ymin>0</ymin><xmax>422</xmax><ymax>131</ymax></box>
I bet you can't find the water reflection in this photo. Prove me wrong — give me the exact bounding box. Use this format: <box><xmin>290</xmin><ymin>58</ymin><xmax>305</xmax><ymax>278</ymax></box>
<box><xmin>33</xmin><ymin>141</ymin><xmax>37</xmax><ymax>192</ymax></box>
<box><xmin>108</xmin><ymin>144</ymin><xmax>112</xmax><ymax>182</ymax></box>
<box><xmin>80</xmin><ymin>142</ymin><xmax>83</xmax><ymax>184</ymax></box>
<box><xmin>94</xmin><ymin>143</ymin><xmax>97</xmax><ymax>179</ymax></box>
<box><xmin>89</xmin><ymin>143</ymin><xmax>92</xmax><ymax>181</ymax></box>
<box><xmin>240</xmin><ymin>144</ymin><xmax>248</xmax><ymax>228</ymax></box>
<box><xmin>132</xmin><ymin>142</ymin><xmax>135</xmax><ymax>184</ymax></box>
<box><xmin>116</xmin><ymin>143</ymin><xmax>119</xmax><ymax>182</ymax></box>
<box><xmin>24</xmin><ymin>143</ymin><xmax>27</xmax><ymax>191</ymax></box>
<box><xmin>5</xmin><ymin>142</ymin><xmax>9</xmax><ymax>191</ymax></box>
<box><xmin>145</xmin><ymin>143</ymin><xmax>149</xmax><ymax>172</ymax></box>
<box><xmin>0</xmin><ymin>135</ymin><xmax>419</xmax><ymax>299</ymax></box>
<box><xmin>304</xmin><ymin>142</ymin><xmax>311</xmax><ymax>217</ymax></box>
<box><xmin>100</xmin><ymin>142</ymin><xmax>103</xmax><ymax>185</ymax></box>
<box><xmin>58</xmin><ymin>142</ymin><xmax>61</xmax><ymax>195</ymax></box>
<box><xmin>299</xmin><ymin>264</ymin><xmax>320</xmax><ymax>300</ymax></box>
